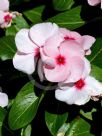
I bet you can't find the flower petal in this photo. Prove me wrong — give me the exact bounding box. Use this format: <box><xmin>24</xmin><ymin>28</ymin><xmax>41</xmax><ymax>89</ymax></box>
<box><xmin>88</xmin><ymin>0</ymin><xmax>100</xmax><ymax>6</ymax></box>
<box><xmin>85</xmin><ymin>76</ymin><xmax>102</xmax><ymax>96</ymax></box>
<box><xmin>15</xmin><ymin>29</ymin><xmax>38</xmax><ymax>54</ymax></box>
<box><xmin>0</xmin><ymin>11</ymin><xmax>5</xmax><ymax>24</ymax></box>
<box><xmin>44</xmin><ymin>65</ymin><xmax>69</xmax><ymax>82</ymax></box>
<box><xmin>0</xmin><ymin>92</ymin><xmax>8</xmax><ymax>107</ymax></box>
<box><xmin>0</xmin><ymin>0</ymin><xmax>9</xmax><ymax>11</ymax></box>
<box><xmin>55</xmin><ymin>87</ymin><xmax>90</xmax><ymax>105</ymax></box>
<box><xmin>29</xmin><ymin>22</ymin><xmax>59</xmax><ymax>46</ymax></box>
<box><xmin>13</xmin><ymin>53</ymin><xmax>35</xmax><ymax>74</ymax></box>
<box><xmin>82</xmin><ymin>35</ymin><xmax>96</xmax><ymax>50</ymax></box>
<box><xmin>64</xmin><ymin>57</ymin><xmax>84</xmax><ymax>83</ymax></box>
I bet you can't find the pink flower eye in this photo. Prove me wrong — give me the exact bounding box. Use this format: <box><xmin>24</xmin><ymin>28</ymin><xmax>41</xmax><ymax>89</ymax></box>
<box><xmin>4</xmin><ymin>14</ymin><xmax>12</xmax><ymax>23</ymax></box>
<box><xmin>64</xmin><ymin>36</ymin><xmax>75</xmax><ymax>41</ymax></box>
<box><xmin>75</xmin><ymin>79</ymin><xmax>85</xmax><ymax>90</ymax></box>
<box><xmin>56</xmin><ymin>55</ymin><xmax>66</xmax><ymax>65</ymax></box>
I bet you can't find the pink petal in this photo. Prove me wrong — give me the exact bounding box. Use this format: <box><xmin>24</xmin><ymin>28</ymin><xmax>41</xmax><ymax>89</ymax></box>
<box><xmin>0</xmin><ymin>0</ymin><xmax>9</xmax><ymax>11</ymax></box>
<box><xmin>82</xmin><ymin>35</ymin><xmax>96</xmax><ymax>50</ymax></box>
<box><xmin>29</xmin><ymin>22</ymin><xmax>59</xmax><ymax>46</ymax></box>
<box><xmin>60</xmin><ymin>40</ymin><xmax>84</xmax><ymax>59</ymax></box>
<box><xmin>44</xmin><ymin>65</ymin><xmax>69</xmax><ymax>82</ymax></box>
<box><xmin>15</xmin><ymin>29</ymin><xmax>38</xmax><ymax>54</ymax></box>
<box><xmin>0</xmin><ymin>11</ymin><xmax>5</xmax><ymax>24</ymax></box>
<box><xmin>87</xmin><ymin>0</ymin><xmax>100</xmax><ymax>6</ymax></box>
<box><xmin>13</xmin><ymin>53</ymin><xmax>35</xmax><ymax>74</ymax></box>
<box><xmin>0</xmin><ymin>92</ymin><xmax>8</xmax><ymax>107</ymax></box>
<box><xmin>64</xmin><ymin>57</ymin><xmax>84</xmax><ymax>83</ymax></box>
<box><xmin>43</xmin><ymin>33</ymin><xmax>63</xmax><ymax>57</ymax></box>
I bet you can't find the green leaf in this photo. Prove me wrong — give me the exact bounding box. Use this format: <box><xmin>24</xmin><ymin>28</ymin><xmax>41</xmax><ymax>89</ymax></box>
<box><xmin>53</xmin><ymin>0</ymin><xmax>74</xmax><ymax>11</ymax></box>
<box><xmin>90</xmin><ymin>65</ymin><xmax>102</xmax><ymax>82</ymax></box>
<box><xmin>21</xmin><ymin>124</ymin><xmax>32</xmax><ymax>136</ymax></box>
<box><xmin>66</xmin><ymin>117</ymin><xmax>93</xmax><ymax>136</ymax></box>
<box><xmin>8</xmin><ymin>82</ymin><xmax>39</xmax><ymax>130</ymax></box>
<box><xmin>23</xmin><ymin>6</ymin><xmax>45</xmax><ymax>24</ymax></box>
<box><xmin>0</xmin><ymin>107</ymin><xmax>7</xmax><ymax>136</ymax></box>
<box><xmin>80</xmin><ymin>109</ymin><xmax>96</xmax><ymax>121</ymax></box>
<box><xmin>45</xmin><ymin>112</ymin><xmax>68</xmax><ymax>136</ymax></box>
<box><xmin>87</xmin><ymin>38</ymin><xmax>102</xmax><ymax>69</ymax></box>
<box><xmin>46</xmin><ymin>6</ymin><xmax>85</xmax><ymax>30</ymax></box>
<box><xmin>57</xmin><ymin>123</ymin><xmax>70</xmax><ymax>136</ymax></box>
<box><xmin>0</xmin><ymin>36</ymin><xmax>16</xmax><ymax>60</ymax></box>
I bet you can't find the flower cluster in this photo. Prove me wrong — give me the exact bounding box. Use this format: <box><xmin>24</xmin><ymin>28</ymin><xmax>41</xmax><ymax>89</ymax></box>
<box><xmin>0</xmin><ymin>0</ymin><xmax>19</xmax><ymax>28</ymax></box>
<box><xmin>87</xmin><ymin>0</ymin><xmax>102</xmax><ymax>8</ymax></box>
<box><xmin>13</xmin><ymin>22</ymin><xmax>102</xmax><ymax>105</ymax></box>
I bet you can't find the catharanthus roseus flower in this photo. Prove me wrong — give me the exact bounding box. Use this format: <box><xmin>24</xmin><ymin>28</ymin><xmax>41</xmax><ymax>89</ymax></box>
<box><xmin>13</xmin><ymin>23</ymin><xmax>59</xmax><ymax>74</ymax></box>
<box><xmin>55</xmin><ymin>76</ymin><xmax>102</xmax><ymax>105</ymax></box>
<box><xmin>87</xmin><ymin>0</ymin><xmax>102</xmax><ymax>8</ymax></box>
<box><xmin>0</xmin><ymin>87</ymin><xmax>8</xmax><ymax>107</ymax></box>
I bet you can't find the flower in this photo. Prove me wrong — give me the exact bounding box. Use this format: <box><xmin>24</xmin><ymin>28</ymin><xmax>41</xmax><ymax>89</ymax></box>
<box><xmin>87</xmin><ymin>0</ymin><xmax>101</xmax><ymax>8</ymax></box>
<box><xmin>0</xmin><ymin>87</ymin><xmax>8</xmax><ymax>107</ymax></box>
<box><xmin>55</xmin><ymin>76</ymin><xmax>102</xmax><ymax>105</ymax></box>
<box><xmin>40</xmin><ymin>28</ymin><xmax>95</xmax><ymax>83</ymax></box>
<box><xmin>13</xmin><ymin>22</ymin><xmax>59</xmax><ymax>74</ymax></box>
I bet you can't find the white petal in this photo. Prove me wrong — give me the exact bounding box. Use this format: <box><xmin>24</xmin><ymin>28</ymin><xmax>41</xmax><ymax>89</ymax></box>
<box><xmin>82</xmin><ymin>58</ymin><xmax>91</xmax><ymax>78</ymax></box>
<box><xmin>85</xmin><ymin>76</ymin><xmax>102</xmax><ymax>96</ymax></box>
<box><xmin>38</xmin><ymin>59</ymin><xmax>44</xmax><ymax>82</ymax></box>
<box><xmin>0</xmin><ymin>92</ymin><xmax>8</xmax><ymax>107</ymax></box>
<box><xmin>15</xmin><ymin>29</ymin><xmax>37</xmax><ymax>54</ymax></box>
<box><xmin>0</xmin><ymin>0</ymin><xmax>9</xmax><ymax>11</ymax></box>
<box><xmin>0</xmin><ymin>11</ymin><xmax>5</xmax><ymax>24</ymax></box>
<box><xmin>29</xmin><ymin>22</ymin><xmax>59</xmax><ymax>46</ymax></box>
<box><xmin>13</xmin><ymin>53</ymin><xmax>35</xmax><ymax>74</ymax></box>
<box><xmin>55</xmin><ymin>86</ymin><xmax>90</xmax><ymax>105</ymax></box>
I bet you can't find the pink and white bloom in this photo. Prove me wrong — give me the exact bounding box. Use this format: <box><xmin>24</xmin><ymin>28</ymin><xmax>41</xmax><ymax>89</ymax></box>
<box><xmin>87</xmin><ymin>0</ymin><xmax>102</xmax><ymax>8</ymax></box>
<box><xmin>0</xmin><ymin>91</ymin><xmax>8</xmax><ymax>107</ymax></box>
<box><xmin>55</xmin><ymin>76</ymin><xmax>102</xmax><ymax>105</ymax></box>
<box><xmin>13</xmin><ymin>23</ymin><xmax>59</xmax><ymax>74</ymax></box>
<box><xmin>60</xmin><ymin>28</ymin><xmax>96</xmax><ymax>55</ymax></box>
<box><xmin>0</xmin><ymin>0</ymin><xmax>9</xmax><ymax>11</ymax></box>
<box><xmin>40</xmin><ymin>28</ymin><xmax>94</xmax><ymax>83</ymax></box>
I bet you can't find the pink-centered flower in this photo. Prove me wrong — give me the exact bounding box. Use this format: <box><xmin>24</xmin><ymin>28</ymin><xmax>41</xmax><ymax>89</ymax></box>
<box><xmin>55</xmin><ymin>76</ymin><xmax>102</xmax><ymax>105</ymax></box>
<box><xmin>40</xmin><ymin>28</ymin><xmax>95</xmax><ymax>83</ymax></box>
<box><xmin>87</xmin><ymin>0</ymin><xmax>101</xmax><ymax>8</ymax></box>
<box><xmin>13</xmin><ymin>23</ymin><xmax>59</xmax><ymax>74</ymax></box>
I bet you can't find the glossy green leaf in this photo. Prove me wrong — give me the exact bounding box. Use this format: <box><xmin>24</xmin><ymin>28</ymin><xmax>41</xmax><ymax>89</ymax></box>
<box><xmin>90</xmin><ymin>65</ymin><xmax>102</xmax><ymax>82</ymax></box>
<box><xmin>23</xmin><ymin>6</ymin><xmax>45</xmax><ymax>24</ymax></box>
<box><xmin>88</xmin><ymin>38</ymin><xmax>102</xmax><ymax>69</ymax></box>
<box><xmin>53</xmin><ymin>0</ymin><xmax>74</xmax><ymax>11</ymax></box>
<box><xmin>0</xmin><ymin>36</ymin><xmax>16</xmax><ymax>60</ymax></box>
<box><xmin>66</xmin><ymin>117</ymin><xmax>93</xmax><ymax>136</ymax></box>
<box><xmin>0</xmin><ymin>107</ymin><xmax>7</xmax><ymax>136</ymax></box>
<box><xmin>8</xmin><ymin>82</ymin><xmax>39</xmax><ymax>130</ymax></box>
<box><xmin>21</xmin><ymin>124</ymin><xmax>32</xmax><ymax>136</ymax></box>
<box><xmin>45</xmin><ymin>112</ymin><xmax>68</xmax><ymax>136</ymax></box>
<box><xmin>47</xmin><ymin>6</ymin><xmax>85</xmax><ymax>30</ymax></box>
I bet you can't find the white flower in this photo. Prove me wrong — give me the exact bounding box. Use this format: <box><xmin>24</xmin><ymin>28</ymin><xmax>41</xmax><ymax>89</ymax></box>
<box><xmin>13</xmin><ymin>22</ymin><xmax>59</xmax><ymax>74</ymax></box>
<box><xmin>55</xmin><ymin>76</ymin><xmax>102</xmax><ymax>105</ymax></box>
<box><xmin>0</xmin><ymin>91</ymin><xmax>8</xmax><ymax>107</ymax></box>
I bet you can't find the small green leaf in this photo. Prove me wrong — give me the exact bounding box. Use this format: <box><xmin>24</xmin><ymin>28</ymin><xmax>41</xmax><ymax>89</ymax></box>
<box><xmin>0</xmin><ymin>36</ymin><xmax>16</xmax><ymax>60</ymax></box>
<box><xmin>23</xmin><ymin>6</ymin><xmax>45</xmax><ymax>24</ymax></box>
<box><xmin>88</xmin><ymin>38</ymin><xmax>102</xmax><ymax>69</ymax></box>
<box><xmin>90</xmin><ymin>65</ymin><xmax>102</xmax><ymax>82</ymax></box>
<box><xmin>8</xmin><ymin>82</ymin><xmax>39</xmax><ymax>130</ymax></box>
<box><xmin>53</xmin><ymin>0</ymin><xmax>74</xmax><ymax>11</ymax></box>
<box><xmin>21</xmin><ymin>124</ymin><xmax>32</xmax><ymax>136</ymax></box>
<box><xmin>66</xmin><ymin>117</ymin><xmax>93</xmax><ymax>136</ymax></box>
<box><xmin>80</xmin><ymin>109</ymin><xmax>96</xmax><ymax>120</ymax></box>
<box><xmin>45</xmin><ymin>112</ymin><xmax>68</xmax><ymax>136</ymax></box>
<box><xmin>47</xmin><ymin>6</ymin><xmax>85</xmax><ymax>30</ymax></box>
<box><xmin>0</xmin><ymin>107</ymin><xmax>7</xmax><ymax>136</ymax></box>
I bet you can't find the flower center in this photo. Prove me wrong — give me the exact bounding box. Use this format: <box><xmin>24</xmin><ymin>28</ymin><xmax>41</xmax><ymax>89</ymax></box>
<box><xmin>4</xmin><ymin>14</ymin><xmax>12</xmax><ymax>23</ymax></box>
<box><xmin>56</xmin><ymin>55</ymin><xmax>66</xmax><ymax>65</ymax></box>
<box><xmin>35</xmin><ymin>48</ymin><xmax>40</xmax><ymax>57</ymax></box>
<box><xmin>64</xmin><ymin>36</ymin><xmax>75</xmax><ymax>40</ymax></box>
<box><xmin>75</xmin><ymin>79</ymin><xmax>85</xmax><ymax>90</ymax></box>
